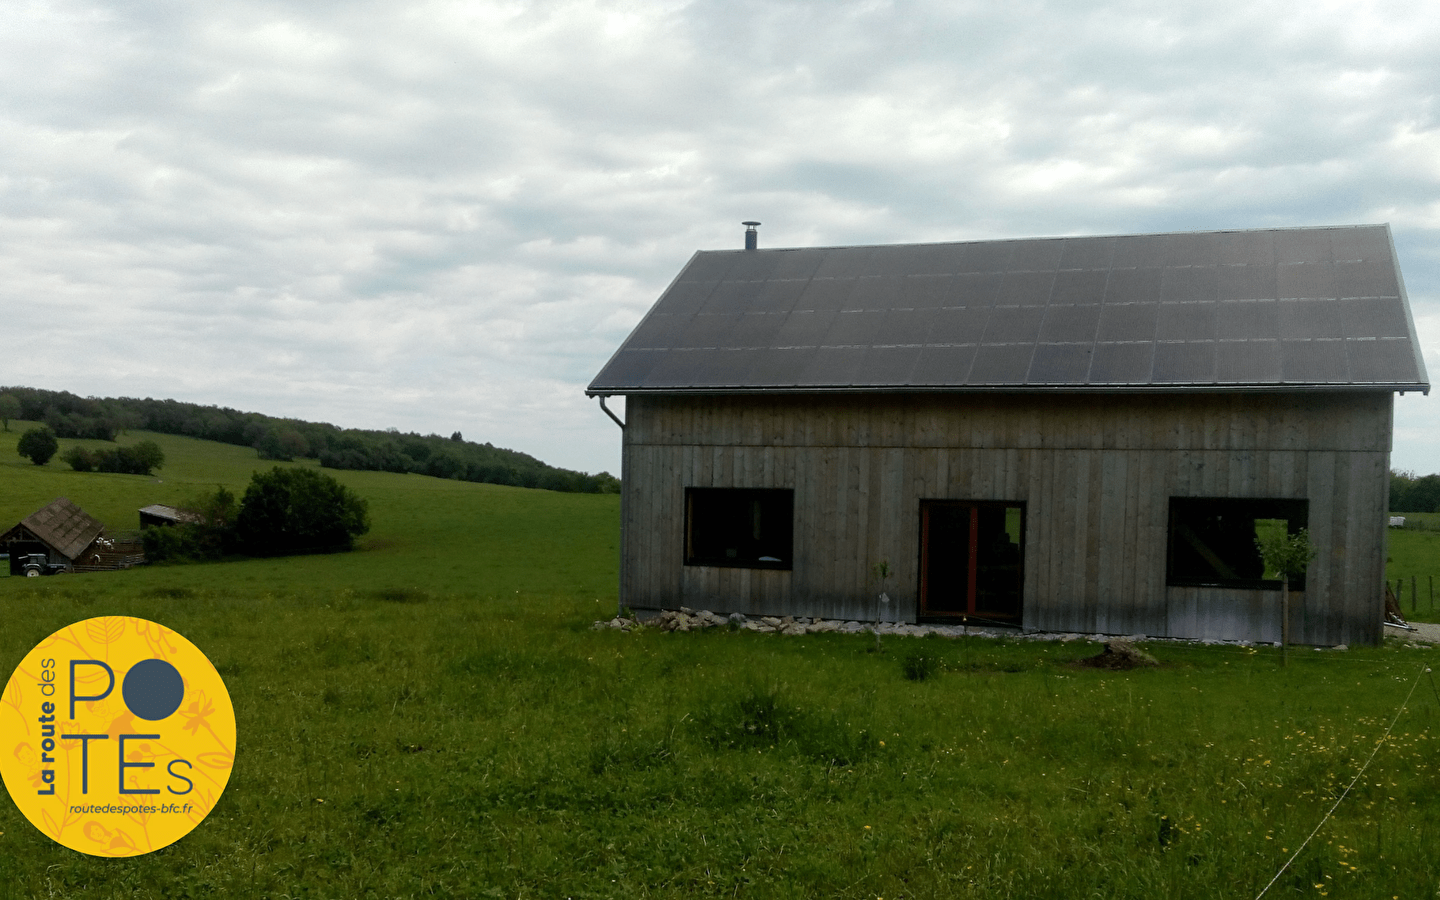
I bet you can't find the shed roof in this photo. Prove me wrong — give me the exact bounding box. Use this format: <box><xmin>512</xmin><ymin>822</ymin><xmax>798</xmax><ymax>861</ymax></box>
<box><xmin>139</xmin><ymin>504</ymin><xmax>201</xmax><ymax>525</ymax></box>
<box><xmin>588</xmin><ymin>224</ymin><xmax>1429</xmax><ymax>395</ymax></box>
<box><xmin>6</xmin><ymin>497</ymin><xmax>105</xmax><ymax>560</ymax></box>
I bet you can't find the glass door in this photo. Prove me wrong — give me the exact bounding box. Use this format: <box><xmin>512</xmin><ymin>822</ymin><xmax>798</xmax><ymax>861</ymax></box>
<box><xmin>919</xmin><ymin>501</ymin><xmax>1024</xmax><ymax>623</ymax></box>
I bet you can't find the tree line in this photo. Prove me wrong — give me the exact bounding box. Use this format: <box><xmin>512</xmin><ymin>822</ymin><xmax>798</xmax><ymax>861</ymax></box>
<box><xmin>0</xmin><ymin>386</ymin><xmax>619</xmax><ymax>494</ymax></box>
<box><xmin>1391</xmin><ymin>470</ymin><xmax>1440</xmax><ymax>513</ymax></box>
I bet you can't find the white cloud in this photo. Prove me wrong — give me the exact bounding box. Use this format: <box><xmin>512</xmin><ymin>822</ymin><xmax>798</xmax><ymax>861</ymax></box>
<box><xmin>0</xmin><ymin>0</ymin><xmax>1438</xmax><ymax>474</ymax></box>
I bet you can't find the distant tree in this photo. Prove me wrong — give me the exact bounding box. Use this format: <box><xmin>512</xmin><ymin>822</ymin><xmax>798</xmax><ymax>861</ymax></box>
<box><xmin>17</xmin><ymin>427</ymin><xmax>58</xmax><ymax>465</ymax></box>
<box><xmin>0</xmin><ymin>393</ymin><xmax>19</xmax><ymax>431</ymax></box>
<box><xmin>61</xmin><ymin>446</ymin><xmax>97</xmax><ymax>472</ymax></box>
<box><xmin>1391</xmin><ymin>469</ymin><xmax>1440</xmax><ymax>513</ymax></box>
<box><xmin>450</xmin><ymin>431</ymin><xmax>463</xmax><ymax>442</ymax></box>
<box><xmin>234</xmin><ymin>467</ymin><xmax>370</xmax><ymax>556</ymax></box>
<box><xmin>129</xmin><ymin>440</ymin><xmax>165</xmax><ymax>475</ymax></box>
<box><xmin>255</xmin><ymin>426</ymin><xmax>309</xmax><ymax>461</ymax></box>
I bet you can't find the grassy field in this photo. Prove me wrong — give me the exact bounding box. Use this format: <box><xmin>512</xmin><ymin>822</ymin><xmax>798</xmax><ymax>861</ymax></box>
<box><xmin>2</xmin><ymin>425</ymin><xmax>1440</xmax><ymax>898</ymax></box>
<box><xmin>1386</xmin><ymin>513</ymin><xmax>1440</xmax><ymax>623</ymax></box>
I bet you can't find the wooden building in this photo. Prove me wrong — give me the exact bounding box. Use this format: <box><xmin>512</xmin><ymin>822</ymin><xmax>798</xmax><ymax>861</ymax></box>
<box><xmin>1</xmin><ymin>497</ymin><xmax>106</xmax><ymax>574</ymax></box>
<box><xmin>588</xmin><ymin>225</ymin><xmax>1430</xmax><ymax>646</ymax></box>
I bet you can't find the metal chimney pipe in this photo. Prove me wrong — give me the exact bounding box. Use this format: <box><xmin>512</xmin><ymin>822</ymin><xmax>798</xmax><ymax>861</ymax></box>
<box><xmin>742</xmin><ymin>221</ymin><xmax>760</xmax><ymax>250</ymax></box>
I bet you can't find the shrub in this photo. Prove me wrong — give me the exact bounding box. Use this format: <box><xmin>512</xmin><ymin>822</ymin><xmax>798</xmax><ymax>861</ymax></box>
<box><xmin>140</xmin><ymin>487</ymin><xmax>237</xmax><ymax>563</ymax></box>
<box><xmin>234</xmin><ymin>467</ymin><xmax>370</xmax><ymax>556</ymax></box>
<box><xmin>61</xmin><ymin>446</ymin><xmax>96</xmax><ymax>472</ymax></box>
<box><xmin>16</xmin><ymin>427</ymin><xmax>58</xmax><ymax>465</ymax></box>
<box><xmin>902</xmin><ymin>652</ymin><xmax>939</xmax><ymax>681</ymax></box>
<box><xmin>59</xmin><ymin>441</ymin><xmax>165</xmax><ymax>475</ymax></box>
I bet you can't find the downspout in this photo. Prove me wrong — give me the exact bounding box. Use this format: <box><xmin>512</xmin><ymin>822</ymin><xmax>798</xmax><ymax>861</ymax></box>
<box><xmin>597</xmin><ymin>394</ymin><xmax>625</xmax><ymax>430</ymax></box>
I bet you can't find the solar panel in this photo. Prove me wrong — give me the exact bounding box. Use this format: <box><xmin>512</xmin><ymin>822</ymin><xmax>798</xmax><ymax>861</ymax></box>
<box><xmin>969</xmin><ymin>344</ymin><xmax>1035</xmax><ymax>384</ymax></box>
<box><xmin>863</xmin><ymin>346</ymin><xmax>923</xmax><ymax>384</ymax></box>
<box><xmin>1277</xmin><ymin>262</ymin><xmax>1337</xmax><ymax>300</ymax></box>
<box><xmin>1278</xmin><ymin>299</ymin><xmax>1345</xmax><ymax>340</ymax></box>
<box><xmin>774</xmin><ymin>310</ymin><xmax>836</xmax><ymax>347</ymax></box>
<box><xmin>1281</xmin><ymin>339</ymin><xmax>1349</xmax><ymax>383</ymax></box>
<box><xmin>911</xmin><ymin>345</ymin><xmax>977</xmax><ymax>385</ymax></box>
<box><xmin>1215</xmin><ymin>340</ymin><xmax>1282</xmax><ymax>383</ymax></box>
<box><xmin>1274</xmin><ymin>229</ymin><xmax>1332</xmax><ymax>265</ymax></box>
<box><xmin>997</xmin><ymin>270</ymin><xmax>1057</xmax><ymax>307</ymax></box>
<box><xmin>1152</xmin><ymin>342</ymin><xmax>1216</xmax><ymax>383</ymax></box>
<box><xmin>1027</xmin><ymin>343</ymin><xmax>1094</xmax><ymax>384</ymax></box>
<box><xmin>1050</xmin><ymin>269</ymin><xmax>1109</xmax><ymax>305</ymax></box>
<box><xmin>1335</xmin><ymin>258</ymin><xmax>1399</xmax><ymax>298</ymax></box>
<box><xmin>1348</xmin><ymin>338</ymin><xmax>1420</xmax><ymax>383</ymax></box>
<box><xmin>1215</xmin><ymin>300</ymin><xmax>1280</xmax><ymax>341</ymax></box>
<box><xmin>680</xmin><ymin>253</ymin><xmax>737</xmax><ymax>282</ymax></box>
<box><xmin>984</xmin><ymin>306</ymin><xmax>1045</xmax><ymax>343</ymax></box>
<box><xmin>1039</xmin><ymin>305</ymin><xmax>1101</xmax><ymax>342</ymax></box>
<box><xmin>1160</xmin><ymin>266</ymin><xmax>1218</xmax><ymax>303</ymax></box>
<box><xmin>825</xmin><ymin>309</ymin><xmax>892</xmax><ymax>346</ymax></box>
<box><xmin>1088</xmin><ymin>342</ymin><xmax>1155</xmax><ymax>383</ymax></box>
<box><xmin>794</xmin><ymin>278</ymin><xmax>856</xmax><ymax>312</ymax></box>
<box><xmin>1157</xmin><ymin>303</ymin><xmax>1217</xmax><ymax>342</ymax></box>
<box><xmin>1341</xmin><ymin>297</ymin><xmax>1408</xmax><ymax>339</ymax></box>
<box><xmin>1097</xmin><ymin>303</ymin><xmax>1158</xmax><ymax>342</ymax></box>
<box><xmin>1215</xmin><ymin>265</ymin><xmax>1277</xmax><ymax>301</ymax></box>
<box><xmin>1008</xmin><ymin>238</ymin><xmax>1064</xmax><ymax>271</ymax></box>
<box><xmin>588</xmin><ymin>225</ymin><xmax>1427</xmax><ymax>394</ymax></box>
<box><xmin>1058</xmin><ymin>236</ymin><xmax>1116</xmax><ymax>270</ymax></box>
<box><xmin>799</xmin><ymin>346</ymin><xmax>868</xmax><ymax>385</ymax></box>
<box><xmin>1104</xmin><ymin>268</ymin><xmax>1164</xmax><ymax>304</ymax></box>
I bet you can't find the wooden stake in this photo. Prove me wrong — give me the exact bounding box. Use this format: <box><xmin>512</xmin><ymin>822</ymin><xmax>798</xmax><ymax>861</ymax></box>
<box><xmin>1282</xmin><ymin>574</ymin><xmax>1289</xmax><ymax>668</ymax></box>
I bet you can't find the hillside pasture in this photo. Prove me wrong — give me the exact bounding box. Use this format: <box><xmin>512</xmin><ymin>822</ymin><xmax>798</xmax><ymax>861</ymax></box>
<box><xmin>2</xmin><ymin>427</ymin><xmax>1440</xmax><ymax>898</ymax></box>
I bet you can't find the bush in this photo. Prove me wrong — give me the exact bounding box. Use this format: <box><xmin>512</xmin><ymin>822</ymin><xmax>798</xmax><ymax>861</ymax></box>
<box><xmin>16</xmin><ymin>427</ymin><xmax>58</xmax><ymax>465</ymax></box>
<box><xmin>234</xmin><ymin>467</ymin><xmax>370</xmax><ymax>556</ymax></box>
<box><xmin>902</xmin><ymin>652</ymin><xmax>939</xmax><ymax>681</ymax></box>
<box><xmin>141</xmin><ymin>488</ymin><xmax>238</xmax><ymax>563</ymax></box>
<box><xmin>61</xmin><ymin>446</ymin><xmax>96</xmax><ymax>472</ymax></box>
<box><xmin>59</xmin><ymin>441</ymin><xmax>165</xmax><ymax>475</ymax></box>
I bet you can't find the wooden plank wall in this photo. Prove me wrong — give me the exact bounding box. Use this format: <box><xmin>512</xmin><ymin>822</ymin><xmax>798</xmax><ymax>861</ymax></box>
<box><xmin>620</xmin><ymin>392</ymin><xmax>1392</xmax><ymax>645</ymax></box>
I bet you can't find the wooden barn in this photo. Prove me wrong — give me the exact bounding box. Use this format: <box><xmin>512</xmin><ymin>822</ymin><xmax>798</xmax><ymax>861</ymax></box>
<box><xmin>588</xmin><ymin>224</ymin><xmax>1430</xmax><ymax>646</ymax></box>
<box><xmin>2</xmin><ymin>497</ymin><xmax>106</xmax><ymax>574</ymax></box>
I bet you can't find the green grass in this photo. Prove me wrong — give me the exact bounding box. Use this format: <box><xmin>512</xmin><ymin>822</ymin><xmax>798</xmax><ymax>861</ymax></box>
<box><xmin>3</xmin><ymin>425</ymin><xmax>1440</xmax><ymax>897</ymax></box>
<box><xmin>1385</xmin><ymin>513</ymin><xmax>1440</xmax><ymax>623</ymax></box>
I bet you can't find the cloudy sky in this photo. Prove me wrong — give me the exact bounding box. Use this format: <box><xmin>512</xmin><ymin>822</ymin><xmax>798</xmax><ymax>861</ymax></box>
<box><xmin>3</xmin><ymin>0</ymin><xmax>1437</xmax><ymax>476</ymax></box>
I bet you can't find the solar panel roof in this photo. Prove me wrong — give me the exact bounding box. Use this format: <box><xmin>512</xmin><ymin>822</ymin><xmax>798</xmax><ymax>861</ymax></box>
<box><xmin>587</xmin><ymin>224</ymin><xmax>1429</xmax><ymax>394</ymax></box>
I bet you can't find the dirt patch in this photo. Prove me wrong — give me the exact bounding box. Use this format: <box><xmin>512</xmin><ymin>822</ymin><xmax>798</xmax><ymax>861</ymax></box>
<box><xmin>1073</xmin><ymin>640</ymin><xmax>1159</xmax><ymax>670</ymax></box>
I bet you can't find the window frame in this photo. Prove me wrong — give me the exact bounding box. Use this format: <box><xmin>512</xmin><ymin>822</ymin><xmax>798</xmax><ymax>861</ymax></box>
<box><xmin>684</xmin><ymin>487</ymin><xmax>794</xmax><ymax>571</ymax></box>
<box><xmin>1166</xmin><ymin>497</ymin><xmax>1309</xmax><ymax>591</ymax></box>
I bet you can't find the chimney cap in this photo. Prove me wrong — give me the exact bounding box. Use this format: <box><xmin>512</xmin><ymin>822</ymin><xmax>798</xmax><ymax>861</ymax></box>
<box><xmin>742</xmin><ymin>221</ymin><xmax>761</xmax><ymax>227</ymax></box>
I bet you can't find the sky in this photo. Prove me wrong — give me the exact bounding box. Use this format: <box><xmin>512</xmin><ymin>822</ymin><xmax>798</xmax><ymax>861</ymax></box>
<box><xmin>2</xmin><ymin>0</ymin><xmax>1437</xmax><ymax>477</ymax></box>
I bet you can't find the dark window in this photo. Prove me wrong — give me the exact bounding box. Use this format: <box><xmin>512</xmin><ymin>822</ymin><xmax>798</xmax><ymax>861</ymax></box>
<box><xmin>1167</xmin><ymin>498</ymin><xmax>1308</xmax><ymax>590</ymax></box>
<box><xmin>685</xmin><ymin>488</ymin><xmax>793</xmax><ymax>570</ymax></box>
<box><xmin>919</xmin><ymin>501</ymin><xmax>1025</xmax><ymax>623</ymax></box>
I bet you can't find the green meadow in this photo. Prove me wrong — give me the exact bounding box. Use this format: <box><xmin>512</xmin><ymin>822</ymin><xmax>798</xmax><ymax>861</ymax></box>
<box><xmin>2</xmin><ymin>423</ymin><xmax>1440</xmax><ymax>898</ymax></box>
<box><xmin>1386</xmin><ymin>513</ymin><xmax>1440</xmax><ymax>623</ymax></box>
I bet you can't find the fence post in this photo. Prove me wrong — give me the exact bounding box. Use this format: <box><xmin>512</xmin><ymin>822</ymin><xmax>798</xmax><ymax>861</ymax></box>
<box><xmin>1396</xmin><ymin>579</ymin><xmax>1404</xmax><ymax>611</ymax></box>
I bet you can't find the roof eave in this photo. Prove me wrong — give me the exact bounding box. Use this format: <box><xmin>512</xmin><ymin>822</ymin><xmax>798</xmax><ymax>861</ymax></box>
<box><xmin>587</xmin><ymin>382</ymin><xmax>1429</xmax><ymax>397</ymax></box>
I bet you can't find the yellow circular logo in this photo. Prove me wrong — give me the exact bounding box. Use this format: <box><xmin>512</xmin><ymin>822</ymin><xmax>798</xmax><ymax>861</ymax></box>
<box><xmin>0</xmin><ymin>616</ymin><xmax>236</xmax><ymax>856</ymax></box>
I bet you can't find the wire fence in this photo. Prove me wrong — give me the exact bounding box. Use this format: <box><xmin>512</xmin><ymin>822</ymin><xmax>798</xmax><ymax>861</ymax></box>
<box><xmin>1392</xmin><ymin>575</ymin><xmax>1436</xmax><ymax>615</ymax></box>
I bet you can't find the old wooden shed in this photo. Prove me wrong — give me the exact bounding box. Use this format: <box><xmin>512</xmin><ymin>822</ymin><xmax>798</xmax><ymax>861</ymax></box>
<box><xmin>1</xmin><ymin>497</ymin><xmax>106</xmax><ymax>574</ymax></box>
<box><xmin>588</xmin><ymin>224</ymin><xmax>1430</xmax><ymax>645</ymax></box>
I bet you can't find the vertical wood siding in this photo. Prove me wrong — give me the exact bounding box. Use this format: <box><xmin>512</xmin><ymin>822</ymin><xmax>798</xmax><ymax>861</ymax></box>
<box><xmin>620</xmin><ymin>392</ymin><xmax>1392</xmax><ymax>645</ymax></box>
